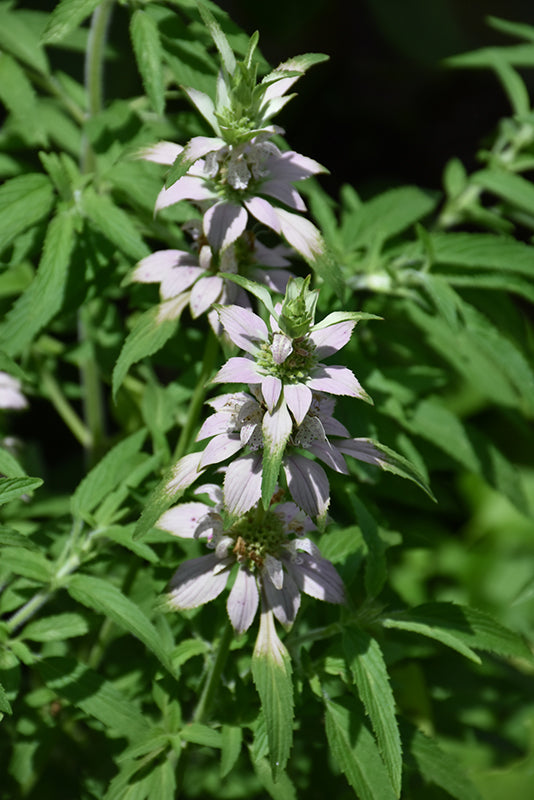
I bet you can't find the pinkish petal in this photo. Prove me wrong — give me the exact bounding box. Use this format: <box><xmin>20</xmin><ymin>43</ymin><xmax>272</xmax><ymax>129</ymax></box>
<box><xmin>196</xmin><ymin>411</ymin><xmax>230</xmax><ymax>441</ymax></box>
<box><xmin>335</xmin><ymin>438</ymin><xmax>386</xmax><ymax>467</ymax></box>
<box><xmin>156</xmin><ymin>176</ymin><xmax>215</xmax><ymax>211</ymax></box>
<box><xmin>284</xmin><ymin>383</ymin><xmax>312</xmax><ymax>425</ymax></box>
<box><xmin>261</xmin><ymin>180</ymin><xmax>307</xmax><ymax>211</ymax></box>
<box><xmin>140</xmin><ymin>141</ymin><xmax>183</xmax><ymax>164</ymax></box>
<box><xmin>260</xmin><ymin>375</ymin><xmax>282</xmax><ymax>412</ymax></box>
<box><xmin>307</xmin><ymin>441</ymin><xmax>349</xmax><ymax>474</ymax></box>
<box><xmin>160</xmin><ymin>266</ymin><xmax>204</xmax><ymax>300</ymax></box>
<box><xmin>283</xmin><ymin>454</ymin><xmax>330</xmax><ymax>519</ymax></box>
<box><xmin>207</xmin><ymin>391</ymin><xmax>251</xmax><ymax>412</ymax></box>
<box><xmin>274</xmin><ymin>503</ymin><xmax>316</xmax><ymax>535</ymax></box>
<box><xmin>253</xmin><ymin>241</ymin><xmax>292</xmax><ymax>267</ymax></box>
<box><xmin>308</xmin><ymin>365</ymin><xmax>370</xmax><ymax>400</ymax></box>
<box><xmin>132</xmin><ymin>250</ymin><xmax>183</xmax><ymax>283</ymax></box>
<box><xmin>166</xmin><ymin>452</ymin><xmax>204</xmax><ymax>495</ymax></box>
<box><xmin>182</xmin><ymin>135</ymin><xmax>225</xmax><ymax>162</ymax></box>
<box><xmin>190</xmin><ymin>275</ymin><xmax>223</xmax><ymax>317</ymax></box>
<box><xmin>213</xmin><ymin>357</ymin><xmax>261</xmax><ymax>386</ymax></box>
<box><xmin>167</xmin><ymin>554</ymin><xmax>229</xmax><ymax>609</ymax></box>
<box><xmin>274</xmin><ymin>208</ymin><xmax>324</xmax><ymax>262</ymax></box>
<box><xmin>227</xmin><ymin>567</ymin><xmax>259</xmax><ymax>633</ymax></box>
<box><xmin>285</xmin><ymin>552</ymin><xmax>345</xmax><ymax>604</ymax></box>
<box><xmin>271</xmin><ymin>332</ymin><xmax>293</xmax><ymax>365</ymax></box>
<box><xmin>224</xmin><ymin>454</ymin><xmax>262</xmax><ymax>515</ymax></box>
<box><xmin>262</xmin><ymin>567</ymin><xmax>300</xmax><ymax>629</ymax></box>
<box><xmin>268</xmin><ymin>150</ymin><xmax>325</xmax><ymax>181</ymax></box>
<box><xmin>308</xmin><ymin>321</ymin><xmax>356</xmax><ymax>358</ymax></box>
<box><xmin>157</xmin><ymin>502</ymin><xmax>209</xmax><ymax>538</ymax></box>
<box><xmin>244</xmin><ymin>196</ymin><xmax>281</xmax><ymax>233</ymax></box>
<box><xmin>262</xmin><ymin>400</ymin><xmax>292</xmax><ymax>458</ymax></box>
<box><xmin>199</xmin><ymin>433</ymin><xmax>243</xmax><ymax>468</ymax></box>
<box><xmin>217</xmin><ymin>305</ymin><xmax>268</xmax><ymax>353</ymax></box>
<box><xmin>204</xmin><ymin>202</ymin><xmax>248</xmax><ymax>251</ymax></box>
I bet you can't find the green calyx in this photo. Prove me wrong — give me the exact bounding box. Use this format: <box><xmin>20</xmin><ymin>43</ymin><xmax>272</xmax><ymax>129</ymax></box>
<box><xmin>229</xmin><ymin>508</ymin><xmax>286</xmax><ymax>569</ymax></box>
<box><xmin>256</xmin><ymin>337</ymin><xmax>316</xmax><ymax>383</ymax></box>
<box><xmin>279</xmin><ymin>276</ymin><xmax>319</xmax><ymax>338</ymax></box>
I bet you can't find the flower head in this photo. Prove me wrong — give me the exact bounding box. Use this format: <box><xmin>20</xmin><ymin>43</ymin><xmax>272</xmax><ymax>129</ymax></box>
<box><xmin>157</xmin><ymin>488</ymin><xmax>345</xmax><ymax>634</ymax></box>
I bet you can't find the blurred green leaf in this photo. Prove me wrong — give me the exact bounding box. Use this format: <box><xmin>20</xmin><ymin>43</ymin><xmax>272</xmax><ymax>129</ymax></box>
<box><xmin>130</xmin><ymin>10</ymin><xmax>165</xmax><ymax>116</ymax></box>
<box><xmin>41</xmin><ymin>0</ymin><xmax>102</xmax><ymax>45</ymax></box>
<box><xmin>21</xmin><ymin>613</ymin><xmax>89</xmax><ymax>642</ymax></box>
<box><xmin>0</xmin><ymin>477</ymin><xmax>42</xmax><ymax>505</ymax></box>
<box><xmin>0</xmin><ymin>173</ymin><xmax>54</xmax><ymax>256</ymax></box>
<box><xmin>0</xmin><ymin>5</ymin><xmax>49</xmax><ymax>73</ymax></box>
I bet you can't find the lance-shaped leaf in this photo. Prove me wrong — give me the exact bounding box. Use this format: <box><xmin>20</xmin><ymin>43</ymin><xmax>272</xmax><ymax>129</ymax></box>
<box><xmin>130</xmin><ymin>10</ymin><xmax>165</xmax><ymax>116</ymax></box>
<box><xmin>343</xmin><ymin>628</ymin><xmax>402</xmax><ymax>797</ymax></box>
<box><xmin>0</xmin><ymin>6</ymin><xmax>49</xmax><ymax>73</ymax></box>
<box><xmin>221</xmin><ymin>725</ymin><xmax>243</xmax><ymax>779</ymax></box>
<box><xmin>325</xmin><ymin>696</ymin><xmax>397</xmax><ymax>800</ymax></box>
<box><xmin>41</xmin><ymin>0</ymin><xmax>102</xmax><ymax>44</ymax></box>
<box><xmin>0</xmin><ymin>477</ymin><xmax>42</xmax><ymax>505</ymax></box>
<box><xmin>197</xmin><ymin>2</ymin><xmax>236</xmax><ymax>76</ymax></box>
<box><xmin>251</xmin><ymin>607</ymin><xmax>294</xmax><ymax>780</ymax></box>
<box><xmin>0</xmin><ymin>173</ymin><xmax>54</xmax><ymax>256</ymax></box>
<box><xmin>218</xmin><ymin>272</ymin><xmax>279</xmax><ymax>320</ymax></box>
<box><xmin>82</xmin><ymin>188</ymin><xmax>149</xmax><ymax>261</ymax></box>
<box><xmin>66</xmin><ymin>574</ymin><xmax>175</xmax><ymax>674</ymax></box>
<box><xmin>382</xmin><ymin>602</ymin><xmax>533</xmax><ymax>664</ymax></box>
<box><xmin>0</xmin><ymin>209</ymin><xmax>74</xmax><ymax>356</ymax></box>
<box><xmin>112</xmin><ymin>297</ymin><xmax>188</xmax><ymax>398</ymax></box>
<box><xmin>71</xmin><ymin>429</ymin><xmax>147</xmax><ymax>522</ymax></box>
<box><xmin>261</xmin><ymin>400</ymin><xmax>292</xmax><ymax>509</ymax></box>
<box><xmin>37</xmin><ymin>656</ymin><xmax>149</xmax><ymax>739</ymax></box>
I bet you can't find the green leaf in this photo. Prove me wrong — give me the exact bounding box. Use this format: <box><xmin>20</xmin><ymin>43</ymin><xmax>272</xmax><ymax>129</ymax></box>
<box><xmin>1</xmin><ymin>547</ymin><xmax>53</xmax><ymax>583</ymax></box>
<box><xmin>0</xmin><ymin>53</ymin><xmax>45</xmax><ymax>142</ymax></box>
<box><xmin>472</xmin><ymin>169</ymin><xmax>534</xmax><ymax>216</ymax></box>
<box><xmin>82</xmin><ymin>188</ymin><xmax>149</xmax><ymax>261</ymax></box>
<box><xmin>0</xmin><ymin>682</ymin><xmax>12</xmax><ymax>715</ymax></box>
<box><xmin>430</xmin><ymin>232</ymin><xmax>534</xmax><ymax>278</ymax></box>
<box><xmin>220</xmin><ymin>273</ymin><xmax>279</xmax><ymax>318</ymax></box>
<box><xmin>0</xmin><ymin>526</ymin><xmax>39</xmax><ymax>551</ymax></box>
<box><xmin>130</xmin><ymin>10</ymin><xmax>165</xmax><ymax>116</ymax></box>
<box><xmin>0</xmin><ymin>477</ymin><xmax>42</xmax><ymax>505</ymax></box>
<box><xmin>252</xmin><ymin>612</ymin><xmax>294</xmax><ymax>780</ymax></box>
<box><xmin>401</xmin><ymin>720</ymin><xmax>483</xmax><ymax>800</ymax></box>
<box><xmin>343</xmin><ymin>629</ymin><xmax>402</xmax><ymax>796</ymax></box>
<box><xmin>221</xmin><ymin>725</ymin><xmax>242</xmax><ymax>778</ymax></box>
<box><xmin>487</xmin><ymin>16</ymin><xmax>534</xmax><ymax>43</ymax></box>
<box><xmin>172</xmin><ymin>638</ymin><xmax>210</xmax><ymax>670</ymax></box>
<box><xmin>66</xmin><ymin>574</ymin><xmax>175</xmax><ymax>674</ymax></box>
<box><xmin>252</xmin><ymin>756</ymin><xmax>298</xmax><ymax>800</ymax></box>
<box><xmin>0</xmin><ymin>447</ymin><xmax>26</xmax><ymax>479</ymax></box>
<box><xmin>197</xmin><ymin>2</ymin><xmax>236</xmax><ymax>75</ymax></box>
<box><xmin>443</xmin><ymin>271</ymin><xmax>534</xmax><ymax>305</ymax></box>
<box><xmin>70</xmin><ymin>429</ymin><xmax>147</xmax><ymax>522</ymax></box>
<box><xmin>180</xmin><ymin>722</ymin><xmax>222</xmax><ymax>748</ymax></box>
<box><xmin>0</xmin><ymin>210</ymin><xmax>75</xmax><ymax>356</ymax></box>
<box><xmin>491</xmin><ymin>56</ymin><xmax>530</xmax><ymax>115</ymax></box>
<box><xmin>445</xmin><ymin>43</ymin><xmax>534</xmax><ymax>69</ymax></box>
<box><xmin>341</xmin><ymin>186</ymin><xmax>437</xmax><ymax>250</ymax></box>
<box><xmin>41</xmin><ymin>0</ymin><xmax>102</xmax><ymax>44</ymax></box>
<box><xmin>21</xmin><ymin>613</ymin><xmax>89</xmax><ymax>642</ymax></box>
<box><xmin>0</xmin><ymin>5</ymin><xmax>49</xmax><ymax>73</ymax></box>
<box><xmin>112</xmin><ymin>300</ymin><xmax>186</xmax><ymax>398</ymax></box>
<box><xmin>324</xmin><ymin>697</ymin><xmax>397</xmax><ymax>800</ymax></box>
<box><xmin>346</xmin><ymin>492</ymin><xmax>387</xmax><ymax>598</ymax></box>
<box><xmin>0</xmin><ymin>173</ymin><xmax>54</xmax><ymax>257</ymax></box>
<box><xmin>95</xmin><ymin>523</ymin><xmax>159</xmax><ymax>563</ymax></box>
<box><xmin>384</xmin><ymin>603</ymin><xmax>532</xmax><ymax>663</ymax></box>
<box><xmin>37</xmin><ymin>656</ymin><xmax>149</xmax><ymax>738</ymax></box>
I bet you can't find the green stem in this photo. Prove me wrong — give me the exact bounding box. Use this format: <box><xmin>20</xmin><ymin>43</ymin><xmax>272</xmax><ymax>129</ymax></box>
<box><xmin>193</xmin><ymin>621</ymin><xmax>233</xmax><ymax>724</ymax></box>
<box><xmin>81</xmin><ymin>0</ymin><xmax>114</xmax><ymax>175</ymax></box>
<box><xmin>78</xmin><ymin>305</ymin><xmax>107</xmax><ymax>465</ymax></box>
<box><xmin>6</xmin><ymin>590</ymin><xmax>52</xmax><ymax>634</ymax></box>
<box><xmin>41</xmin><ymin>369</ymin><xmax>92</xmax><ymax>448</ymax></box>
<box><xmin>173</xmin><ymin>330</ymin><xmax>220</xmax><ymax>461</ymax></box>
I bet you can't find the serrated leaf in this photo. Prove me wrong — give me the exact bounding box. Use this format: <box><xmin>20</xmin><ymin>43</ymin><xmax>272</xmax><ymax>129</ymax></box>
<box><xmin>430</xmin><ymin>233</ymin><xmax>534</xmax><ymax>278</ymax></box>
<box><xmin>0</xmin><ymin>527</ymin><xmax>39</xmax><ymax>551</ymax></box>
<box><xmin>37</xmin><ymin>656</ymin><xmax>149</xmax><ymax>738</ymax></box>
<box><xmin>341</xmin><ymin>186</ymin><xmax>437</xmax><ymax>250</ymax></box>
<box><xmin>252</xmin><ymin>756</ymin><xmax>298</xmax><ymax>800</ymax></box>
<box><xmin>21</xmin><ymin>613</ymin><xmax>89</xmax><ymax>642</ymax></box>
<box><xmin>0</xmin><ymin>6</ymin><xmax>49</xmax><ymax>73</ymax></box>
<box><xmin>82</xmin><ymin>188</ymin><xmax>149</xmax><ymax>261</ymax></box>
<box><xmin>324</xmin><ymin>697</ymin><xmax>397</xmax><ymax>800</ymax></box>
<box><xmin>252</xmin><ymin>610</ymin><xmax>294</xmax><ymax>780</ymax></box>
<box><xmin>401</xmin><ymin>720</ymin><xmax>483</xmax><ymax>800</ymax></box>
<box><xmin>0</xmin><ymin>173</ymin><xmax>55</xmax><ymax>257</ymax></box>
<box><xmin>473</xmin><ymin>169</ymin><xmax>534</xmax><ymax>216</ymax></box>
<box><xmin>66</xmin><ymin>573</ymin><xmax>174</xmax><ymax>674</ymax></box>
<box><xmin>41</xmin><ymin>0</ymin><xmax>102</xmax><ymax>44</ymax></box>
<box><xmin>0</xmin><ymin>210</ymin><xmax>75</xmax><ymax>357</ymax></box>
<box><xmin>346</xmin><ymin>492</ymin><xmax>387</xmax><ymax>598</ymax></box>
<box><xmin>386</xmin><ymin>603</ymin><xmax>532</xmax><ymax>662</ymax></box>
<box><xmin>172</xmin><ymin>638</ymin><xmax>210</xmax><ymax>669</ymax></box>
<box><xmin>343</xmin><ymin>629</ymin><xmax>402</xmax><ymax>797</ymax></box>
<box><xmin>0</xmin><ymin>682</ymin><xmax>12</xmax><ymax>715</ymax></box>
<box><xmin>197</xmin><ymin>2</ymin><xmax>236</xmax><ymax>75</ymax></box>
<box><xmin>180</xmin><ymin>723</ymin><xmax>222</xmax><ymax>748</ymax></box>
<box><xmin>96</xmin><ymin>524</ymin><xmax>159</xmax><ymax>563</ymax></box>
<box><xmin>0</xmin><ymin>477</ymin><xmax>42</xmax><ymax>505</ymax></box>
<box><xmin>130</xmin><ymin>10</ymin><xmax>165</xmax><ymax>116</ymax></box>
<box><xmin>0</xmin><ymin>53</ymin><xmax>45</xmax><ymax>142</ymax></box>
<box><xmin>1</xmin><ymin>547</ymin><xmax>53</xmax><ymax>584</ymax></box>
<box><xmin>221</xmin><ymin>725</ymin><xmax>242</xmax><ymax>778</ymax></box>
<box><xmin>70</xmin><ymin>429</ymin><xmax>147</xmax><ymax>522</ymax></box>
<box><xmin>112</xmin><ymin>300</ymin><xmax>186</xmax><ymax>398</ymax></box>
<box><xmin>443</xmin><ymin>270</ymin><xmax>534</xmax><ymax>305</ymax></box>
